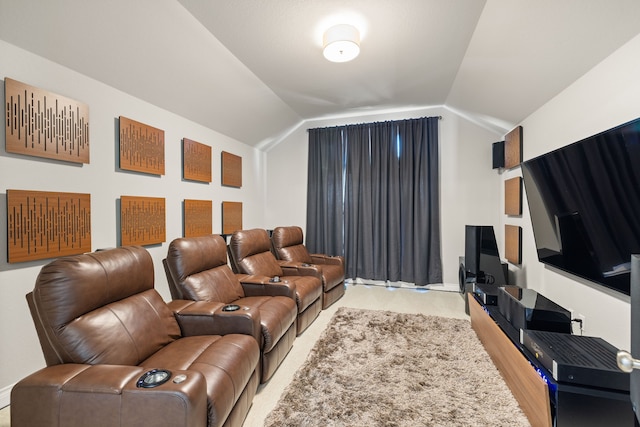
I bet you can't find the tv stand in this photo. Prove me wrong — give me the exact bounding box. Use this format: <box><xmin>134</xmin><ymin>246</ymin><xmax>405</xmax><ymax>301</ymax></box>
<box><xmin>469</xmin><ymin>295</ymin><xmax>634</xmax><ymax>427</ymax></box>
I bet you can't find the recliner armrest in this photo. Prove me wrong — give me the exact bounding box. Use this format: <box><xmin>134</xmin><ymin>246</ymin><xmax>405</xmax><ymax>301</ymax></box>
<box><xmin>170</xmin><ymin>300</ymin><xmax>261</xmax><ymax>343</ymax></box>
<box><xmin>279</xmin><ymin>260</ymin><xmax>322</xmax><ymax>278</ymax></box>
<box><xmin>236</xmin><ymin>274</ymin><xmax>296</xmax><ymax>298</ymax></box>
<box><xmin>11</xmin><ymin>364</ymin><xmax>207</xmax><ymax>427</ymax></box>
<box><xmin>310</xmin><ymin>253</ymin><xmax>345</xmax><ymax>267</ymax></box>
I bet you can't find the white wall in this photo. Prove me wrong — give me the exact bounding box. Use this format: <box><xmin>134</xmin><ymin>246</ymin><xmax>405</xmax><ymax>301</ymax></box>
<box><xmin>501</xmin><ymin>33</ymin><xmax>640</xmax><ymax>350</ymax></box>
<box><xmin>265</xmin><ymin>107</ymin><xmax>504</xmax><ymax>287</ymax></box>
<box><xmin>0</xmin><ymin>40</ymin><xmax>266</xmax><ymax>405</ymax></box>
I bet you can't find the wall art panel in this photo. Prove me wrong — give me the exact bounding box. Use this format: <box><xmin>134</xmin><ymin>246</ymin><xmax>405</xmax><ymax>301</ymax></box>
<box><xmin>119</xmin><ymin>116</ymin><xmax>165</xmax><ymax>175</ymax></box>
<box><xmin>221</xmin><ymin>151</ymin><xmax>242</xmax><ymax>187</ymax></box>
<box><xmin>184</xmin><ymin>199</ymin><xmax>212</xmax><ymax>237</ymax></box>
<box><xmin>120</xmin><ymin>196</ymin><xmax>166</xmax><ymax>246</ymax></box>
<box><xmin>5</xmin><ymin>78</ymin><xmax>90</xmax><ymax>163</ymax></box>
<box><xmin>7</xmin><ymin>189</ymin><xmax>91</xmax><ymax>262</ymax></box>
<box><xmin>222</xmin><ymin>201</ymin><xmax>242</xmax><ymax>234</ymax></box>
<box><xmin>183</xmin><ymin>138</ymin><xmax>212</xmax><ymax>183</ymax></box>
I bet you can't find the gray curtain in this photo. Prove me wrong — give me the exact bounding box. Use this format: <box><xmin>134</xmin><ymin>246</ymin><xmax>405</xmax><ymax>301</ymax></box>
<box><xmin>306</xmin><ymin>127</ymin><xmax>345</xmax><ymax>257</ymax></box>
<box><xmin>306</xmin><ymin>116</ymin><xmax>441</xmax><ymax>285</ymax></box>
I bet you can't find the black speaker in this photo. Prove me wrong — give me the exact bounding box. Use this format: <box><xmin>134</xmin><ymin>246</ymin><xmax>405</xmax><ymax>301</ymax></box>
<box><xmin>464</xmin><ymin>226</ymin><xmax>481</xmax><ymax>277</ymax></box>
<box><xmin>492</xmin><ymin>141</ymin><xmax>505</xmax><ymax>169</ymax></box>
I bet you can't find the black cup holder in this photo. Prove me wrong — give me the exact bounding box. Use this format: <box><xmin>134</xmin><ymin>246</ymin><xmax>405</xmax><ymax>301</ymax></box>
<box><xmin>222</xmin><ymin>304</ymin><xmax>240</xmax><ymax>312</ymax></box>
<box><xmin>269</xmin><ymin>276</ymin><xmax>281</xmax><ymax>283</ymax></box>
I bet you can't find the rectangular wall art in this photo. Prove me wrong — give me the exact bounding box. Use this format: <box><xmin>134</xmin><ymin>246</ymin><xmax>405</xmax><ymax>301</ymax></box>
<box><xmin>120</xmin><ymin>196</ymin><xmax>166</xmax><ymax>246</ymax></box>
<box><xmin>222</xmin><ymin>201</ymin><xmax>242</xmax><ymax>234</ymax></box>
<box><xmin>183</xmin><ymin>138</ymin><xmax>212</xmax><ymax>183</ymax></box>
<box><xmin>504</xmin><ymin>177</ymin><xmax>522</xmax><ymax>216</ymax></box>
<box><xmin>7</xmin><ymin>189</ymin><xmax>91</xmax><ymax>262</ymax></box>
<box><xmin>5</xmin><ymin>78</ymin><xmax>90</xmax><ymax>164</ymax></box>
<box><xmin>505</xmin><ymin>224</ymin><xmax>522</xmax><ymax>265</ymax></box>
<box><xmin>184</xmin><ymin>199</ymin><xmax>212</xmax><ymax>237</ymax></box>
<box><xmin>221</xmin><ymin>151</ymin><xmax>242</xmax><ymax>188</ymax></box>
<box><xmin>504</xmin><ymin>126</ymin><xmax>523</xmax><ymax>169</ymax></box>
<box><xmin>119</xmin><ymin>116</ymin><xmax>165</xmax><ymax>175</ymax></box>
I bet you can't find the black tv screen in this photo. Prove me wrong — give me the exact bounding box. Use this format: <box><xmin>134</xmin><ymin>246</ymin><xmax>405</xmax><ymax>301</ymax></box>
<box><xmin>521</xmin><ymin>117</ymin><xmax>640</xmax><ymax>296</ymax></box>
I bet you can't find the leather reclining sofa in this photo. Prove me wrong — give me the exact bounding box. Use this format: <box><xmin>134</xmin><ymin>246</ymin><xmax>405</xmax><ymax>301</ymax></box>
<box><xmin>227</xmin><ymin>228</ymin><xmax>324</xmax><ymax>335</ymax></box>
<box><xmin>270</xmin><ymin>226</ymin><xmax>345</xmax><ymax>309</ymax></box>
<box><xmin>11</xmin><ymin>227</ymin><xmax>345</xmax><ymax>427</ymax></box>
<box><xmin>11</xmin><ymin>246</ymin><xmax>260</xmax><ymax>427</ymax></box>
<box><xmin>164</xmin><ymin>234</ymin><xmax>298</xmax><ymax>384</ymax></box>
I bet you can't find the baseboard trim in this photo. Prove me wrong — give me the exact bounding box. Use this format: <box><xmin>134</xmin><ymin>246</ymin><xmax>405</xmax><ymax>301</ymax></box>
<box><xmin>0</xmin><ymin>383</ymin><xmax>12</xmax><ymax>409</ymax></box>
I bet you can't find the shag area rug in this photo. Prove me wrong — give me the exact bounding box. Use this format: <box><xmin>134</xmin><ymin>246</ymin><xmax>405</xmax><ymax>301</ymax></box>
<box><xmin>265</xmin><ymin>308</ymin><xmax>530</xmax><ymax>427</ymax></box>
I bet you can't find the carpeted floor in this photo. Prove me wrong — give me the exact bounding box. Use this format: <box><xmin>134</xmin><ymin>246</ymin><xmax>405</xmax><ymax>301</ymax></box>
<box><xmin>264</xmin><ymin>307</ymin><xmax>530</xmax><ymax>427</ymax></box>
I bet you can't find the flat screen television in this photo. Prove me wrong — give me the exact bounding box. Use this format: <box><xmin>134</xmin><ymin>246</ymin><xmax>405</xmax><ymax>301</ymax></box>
<box><xmin>521</xmin><ymin>117</ymin><xmax>640</xmax><ymax>296</ymax></box>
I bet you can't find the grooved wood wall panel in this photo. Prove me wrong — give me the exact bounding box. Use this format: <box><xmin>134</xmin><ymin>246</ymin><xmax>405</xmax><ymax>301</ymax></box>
<box><xmin>504</xmin><ymin>126</ymin><xmax>523</xmax><ymax>169</ymax></box>
<box><xmin>120</xmin><ymin>196</ymin><xmax>166</xmax><ymax>246</ymax></box>
<box><xmin>221</xmin><ymin>151</ymin><xmax>242</xmax><ymax>187</ymax></box>
<box><xmin>505</xmin><ymin>177</ymin><xmax>522</xmax><ymax>216</ymax></box>
<box><xmin>505</xmin><ymin>224</ymin><xmax>522</xmax><ymax>265</ymax></box>
<box><xmin>119</xmin><ymin>116</ymin><xmax>165</xmax><ymax>175</ymax></box>
<box><xmin>7</xmin><ymin>189</ymin><xmax>91</xmax><ymax>262</ymax></box>
<box><xmin>5</xmin><ymin>78</ymin><xmax>90</xmax><ymax>163</ymax></box>
<box><xmin>183</xmin><ymin>138</ymin><xmax>211</xmax><ymax>183</ymax></box>
<box><xmin>222</xmin><ymin>201</ymin><xmax>242</xmax><ymax>234</ymax></box>
<box><xmin>184</xmin><ymin>199</ymin><xmax>212</xmax><ymax>237</ymax></box>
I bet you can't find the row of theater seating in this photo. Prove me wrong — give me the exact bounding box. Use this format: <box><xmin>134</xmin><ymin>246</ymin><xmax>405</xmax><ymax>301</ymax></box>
<box><xmin>11</xmin><ymin>226</ymin><xmax>345</xmax><ymax>427</ymax></box>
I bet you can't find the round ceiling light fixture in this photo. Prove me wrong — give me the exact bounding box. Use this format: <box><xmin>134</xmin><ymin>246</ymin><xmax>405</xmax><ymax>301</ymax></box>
<box><xmin>323</xmin><ymin>24</ymin><xmax>360</xmax><ymax>63</ymax></box>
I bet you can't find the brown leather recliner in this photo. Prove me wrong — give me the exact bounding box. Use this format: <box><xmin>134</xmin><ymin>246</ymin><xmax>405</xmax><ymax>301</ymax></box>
<box><xmin>271</xmin><ymin>226</ymin><xmax>346</xmax><ymax>309</ymax></box>
<box><xmin>228</xmin><ymin>228</ymin><xmax>322</xmax><ymax>335</ymax></box>
<box><xmin>11</xmin><ymin>246</ymin><xmax>260</xmax><ymax>427</ymax></box>
<box><xmin>164</xmin><ymin>234</ymin><xmax>297</xmax><ymax>383</ymax></box>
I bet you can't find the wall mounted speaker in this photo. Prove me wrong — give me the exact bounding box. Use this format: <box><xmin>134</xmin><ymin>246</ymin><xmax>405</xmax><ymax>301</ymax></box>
<box><xmin>492</xmin><ymin>141</ymin><xmax>505</xmax><ymax>169</ymax></box>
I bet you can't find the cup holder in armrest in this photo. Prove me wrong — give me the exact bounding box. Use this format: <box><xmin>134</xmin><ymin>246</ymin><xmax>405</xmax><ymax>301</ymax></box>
<box><xmin>222</xmin><ymin>304</ymin><xmax>240</xmax><ymax>312</ymax></box>
<box><xmin>137</xmin><ymin>369</ymin><xmax>172</xmax><ymax>388</ymax></box>
<box><xmin>269</xmin><ymin>276</ymin><xmax>281</xmax><ymax>283</ymax></box>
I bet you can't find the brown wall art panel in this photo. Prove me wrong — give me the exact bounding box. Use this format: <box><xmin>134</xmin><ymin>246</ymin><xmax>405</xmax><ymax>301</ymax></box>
<box><xmin>504</xmin><ymin>126</ymin><xmax>523</xmax><ymax>169</ymax></box>
<box><xmin>120</xmin><ymin>196</ymin><xmax>166</xmax><ymax>246</ymax></box>
<box><xmin>119</xmin><ymin>116</ymin><xmax>165</xmax><ymax>175</ymax></box>
<box><xmin>184</xmin><ymin>199</ymin><xmax>212</xmax><ymax>238</ymax></box>
<box><xmin>7</xmin><ymin>189</ymin><xmax>91</xmax><ymax>263</ymax></box>
<box><xmin>505</xmin><ymin>224</ymin><xmax>522</xmax><ymax>265</ymax></box>
<box><xmin>221</xmin><ymin>151</ymin><xmax>242</xmax><ymax>188</ymax></box>
<box><xmin>505</xmin><ymin>177</ymin><xmax>522</xmax><ymax>216</ymax></box>
<box><xmin>5</xmin><ymin>78</ymin><xmax>90</xmax><ymax>164</ymax></box>
<box><xmin>222</xmin><ymin>201</ymin><xmax>242</xmax><ymax>234</ymax></box>
<box><xmin>183</xmin><ymin>138</ymin><xmax>212</xmax><ymax>183</ymax></box>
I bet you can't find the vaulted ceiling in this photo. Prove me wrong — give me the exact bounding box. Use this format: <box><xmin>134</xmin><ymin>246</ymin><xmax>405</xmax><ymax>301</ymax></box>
<box><xmin>1</xmin><ymin>0</ymin><xmax>640</xmax><ymax>149</ymax></box>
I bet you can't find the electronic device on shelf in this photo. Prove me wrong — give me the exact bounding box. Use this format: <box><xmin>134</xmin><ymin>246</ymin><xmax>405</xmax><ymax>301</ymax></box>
<box><xmin>521</xmin><ymin>117</ymin><xmax>640</xmax><ymax>296</ymax></box>
<box><xmin>521</xmin><ymin>329</ymin><xmax>629</xmax><ymax>392</ymax></box>
<box><xmin>498</xmin><ymin>285</ymin><xmax>571</xmax><ymax>333</ymax></box>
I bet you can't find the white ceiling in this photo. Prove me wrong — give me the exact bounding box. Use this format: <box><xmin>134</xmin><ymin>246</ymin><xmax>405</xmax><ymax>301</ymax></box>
<box><xmin>1</xmin><ymin>0</ymin><xmax>640</xmax><ymax>148</ymax></box>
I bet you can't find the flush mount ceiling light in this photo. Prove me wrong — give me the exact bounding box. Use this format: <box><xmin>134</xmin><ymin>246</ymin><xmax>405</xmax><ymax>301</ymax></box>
<box><xmin>323</xmin><ymin>24</ymin><xmax>360</xmax><ymax>63</ymax></box>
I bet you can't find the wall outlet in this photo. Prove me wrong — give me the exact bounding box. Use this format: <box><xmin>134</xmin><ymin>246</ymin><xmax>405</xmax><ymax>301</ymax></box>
<box><xmin>577</xmin><ymin>314</ymin><xmax>586</xmax><ymax>335</ymax></box>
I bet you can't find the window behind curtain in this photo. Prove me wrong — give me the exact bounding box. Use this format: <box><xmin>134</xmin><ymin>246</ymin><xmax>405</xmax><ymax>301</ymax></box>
<box><xmin>306</xmin><ymin>116</ymin><xmax>442</xmax><ymax>285</ymax></box>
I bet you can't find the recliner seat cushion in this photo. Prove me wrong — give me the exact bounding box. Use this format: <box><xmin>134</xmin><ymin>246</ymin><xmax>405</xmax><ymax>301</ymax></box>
<box><xmin>234</xmin><ymin>296</ymin><xmax>297</xmax><ymax>352</ymax></box>
<box><xmin>141</xmin><ymin>334</ymin><xmax>259</xmax><ymax>427</ymax></box>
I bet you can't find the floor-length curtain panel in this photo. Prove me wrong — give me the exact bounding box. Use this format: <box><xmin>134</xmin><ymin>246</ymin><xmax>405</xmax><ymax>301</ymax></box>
<box><xmin>396</xmin><ymin>117</ymin><xmax>442</xmax><ymax>284</ymax></box>
<box><xmin>307</xmin><ymin>116</ymin><xmax>442</xmax><ymax>285</ymax></box>
<box><xmin>344</xmin><ymin>124</ymin><xmax>374</xmax><ymax>277</ymax></box>
<box><xmin>305</xmin><ymin>127</ymin><xmax>345</xmax><ymax>256</ymax></box>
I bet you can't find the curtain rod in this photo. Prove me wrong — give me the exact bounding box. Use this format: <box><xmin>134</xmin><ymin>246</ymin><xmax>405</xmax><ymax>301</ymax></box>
<box><xmin>307</xmin><ymin>115</ymin><xmax>442</xmax><ymax>132</ymax></box>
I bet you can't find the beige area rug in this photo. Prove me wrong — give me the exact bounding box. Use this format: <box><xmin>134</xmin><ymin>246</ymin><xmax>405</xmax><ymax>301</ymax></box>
<box><xmin>265</xmin><ymin>308</ymin><xmax>530</xmax><ymax>427</ymax></box>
